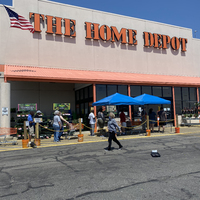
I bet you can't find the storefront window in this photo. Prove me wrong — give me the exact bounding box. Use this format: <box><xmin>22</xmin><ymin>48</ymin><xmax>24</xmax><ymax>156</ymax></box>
<box><xmin>152</xmin><ymin>86</ymin><xmax>162</xmax><ymax>97</ymax></box>
<box><xmin>199</xmin><ymin>88</ymin><xmax>200</xmax><ymax>102</ymax></box>
<box><xmin>175</xmin><ymin>100</ymin><xmax>182</xmax><ymax>114</ymax></box>
<box><xmin>107</xmin><ymin>85</ymin><xmax>117</xmax><ymax>96</ymax></box>
<box><xmin>142</xmin><ymin>86</ymin><xmax>151</xmax><ymax>95</ymax></box>
<box><xmin>76</xmin><ymin>90</ymin><xmax>79</xmax><ymax>101</ymax></box>
<box><xmin>80</xmin><ymin>103</ymin><xmax>84</xmax><ymax>115</ymax></box>
<box><xmin>85</xmin><ymin>102</ymin><xmax>88</xmax><ymax>115</ymax></box>
<box><xmin>89</xmin><ymin>85</ymin><xmax>93</xmax><ymax>98</ymax></box>
<box><xmin>76</xmin><ymin>104</ymin><xmax>79</xmax><ymax>115</ymax></box>
<box><xmin>174</xmin><ymin>87</ymin><xmax>181</xmax><ymax>100</ymax></box>
<box><xmin>84</xmin><ymin>87</ymin><xmax>88</xmax><ymax>99</ymax></box>
<box><xmin>182</xmin><ymin>101</ymin><xmax>190</xmax><ymax>109</ymax></box>
<box><xmin>96</xmin><ymin>85</ymin><xmax>106</xmax><ymax>101</ymax></box>
<box><xmin>130</xmin><ymin>85</ymin><xmax>141</xmax><ymax>97</ymax></box>
<box><xmin>182</xmin><ymin>87</ymin><xmax>189</xmax><ymax>101</ymax></box>
<box><xmin>80</xmin><ymin>89</ymin><xmax>84</xmax><ymax>100</ymax></box>
<box><xmin>189</xmin><ymin>87</ymin><xmax>197</xmax><ymax>101</ymax></box>
<box><xmin>174</xmin><ymin>87</ymin><xmax>198</xmax><ymax>114</ymax></box>
<box><xmin>118</xmin><ymin>85</ymin><xmax>128</xmax><ymax>95</ymax></box>
<box><xmin>163</xmin><ymin>87</ymin><xmax>172</xmax><ymax>97</ymax></box>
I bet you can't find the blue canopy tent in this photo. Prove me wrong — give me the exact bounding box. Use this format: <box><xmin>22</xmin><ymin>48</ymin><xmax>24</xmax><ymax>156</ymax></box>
<box><xmin>132</xmin><ymin>93</ymin><xmax>171</xmax><ymax>105</ymax></box>
<box><xmin>132</xmin><ymin>93</ymin><xmax>171</xmax><ymax>133</ymax></box>
<box><xmin>92</xmin><ymin>93</ymin><xmax>142</xmax><ymax>106</ymax></box>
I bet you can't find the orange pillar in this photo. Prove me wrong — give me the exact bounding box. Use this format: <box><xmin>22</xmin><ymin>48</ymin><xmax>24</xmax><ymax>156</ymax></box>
<box><xmin>172</xmin><ymin>86</ymin><xmax>176</xmax><ymax>127</ymax></box>
<box><xmin>196</xmin><ymin>88</ymin><xmax>199</xmax><ymax>122</ymax></box>
<box><xmin>4</xmin><ymin>65</ymin><xmax>7</xmax><ymax>82</ymax></box>
<box><xmin>93</xmin><ymin>84</ymin><xmax>97</xmax><ymax>132</ymax></box>
<box><xmin>128</xmin><ymin>85</ymin><xmax>132</xmax><ymax>121</ymax></box>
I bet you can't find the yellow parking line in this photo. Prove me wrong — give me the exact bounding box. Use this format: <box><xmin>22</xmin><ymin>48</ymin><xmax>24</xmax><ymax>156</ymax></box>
<box><xmin>1</xmin><ymin>131</ymin><xmax>200</xmax><ymax>152</ymax></box>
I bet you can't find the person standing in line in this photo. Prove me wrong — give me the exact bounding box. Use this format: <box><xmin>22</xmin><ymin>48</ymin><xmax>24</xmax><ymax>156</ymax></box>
<box><xmin>149</xmin><ymin>108</ymin><xmax>156</xmax><ymax>133</ymax></box>
<box><xmin>141</xmin><ymin>107</ymin><xmax>147</xmax><ymax>131</ymax></box>
<box><xmin>88</xmin><ymin>108</ymin><xmax>96</xmax><ymax>136</ymax></box>
<box><xmin>27</xmin><ymin>111</ymin><xmax>35</xmax><ymax>143</ymax></box>
<box><xmin>34</xmin><ymin>110</ymin><xmax>42</xmax><ymax>119</ymax></box>
<box><xmin>106</xmin><ymin>112</ymin><xmax>123</xmax><ymax>151</ymax></box>
<box><xmin>53</xmin><ymin>110</ymin><xmax>62</xmax><ymax>142</ymax></box>
<box><xmin>97</xmin><ymin>107</ymin><xmax>105</xmax><ymax>136</ymax></box>
<box><xmin>158</xmin><ymin>107</ymin><xmax>167</xmax><ymax>133</ymax></box>
<box><xmin>58</xmin><ymin>111</ymin><xmax>70</xmax><ymax>140</ymax></box>
<box><xmin>120</xmin><ymin>109</ymin><xmax>126</xmax><ymax>135</ymax></box>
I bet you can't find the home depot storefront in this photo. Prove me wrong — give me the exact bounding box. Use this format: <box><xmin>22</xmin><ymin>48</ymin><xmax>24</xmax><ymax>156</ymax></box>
<box><xmin>0</xmin><ymin>0</ymin><xmax>200</xmax><ymax>128</ymax></box>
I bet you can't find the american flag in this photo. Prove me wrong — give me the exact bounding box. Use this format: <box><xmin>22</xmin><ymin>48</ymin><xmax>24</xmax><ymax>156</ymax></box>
<box><xmin>4</xmin><ymin>5</ymin><xmax>35</xmax><ymax>33</ymax></box>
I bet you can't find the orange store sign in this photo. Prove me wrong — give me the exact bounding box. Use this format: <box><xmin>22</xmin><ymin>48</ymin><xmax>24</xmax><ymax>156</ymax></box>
<box><xmin>30</xmin><ymin>13</ymin><xmax>187</xmax><ymax>52</ymax></box>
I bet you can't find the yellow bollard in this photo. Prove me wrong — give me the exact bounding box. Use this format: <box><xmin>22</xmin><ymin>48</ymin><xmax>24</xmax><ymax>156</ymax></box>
<box><xmin>24</xmin><ymin>121</ymin><xmax>27</xmax><ymax>140</ymax></box>
<box><xmin>34</xmin><ymin>123</ymin><xmax>41</xmax><ymax>146</ymax></box>
<box><xmin>78</xmin><ymin>118</ymin><xmax>83</xmax><ymax>142</ymax></box>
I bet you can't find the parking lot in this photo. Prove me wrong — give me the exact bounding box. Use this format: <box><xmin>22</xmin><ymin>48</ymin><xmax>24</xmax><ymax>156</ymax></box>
<box><xmin>1</xmin><ymin>129</ymin><xmax>200</xmax><ymax>199</ymax></box>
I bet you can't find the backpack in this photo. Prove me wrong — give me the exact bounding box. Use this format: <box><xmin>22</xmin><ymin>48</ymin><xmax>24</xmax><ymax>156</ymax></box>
<box><xmin>29</xmin><ymin>142</ymin><xmax>37</xmax><ymax>148</ymax></box>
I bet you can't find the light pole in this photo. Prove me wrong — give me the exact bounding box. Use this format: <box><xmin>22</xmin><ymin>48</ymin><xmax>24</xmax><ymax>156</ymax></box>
<box><xmin>194</xmin><ymin>30</ymin><xmax>197</xmax><ymax>38</ymax></box>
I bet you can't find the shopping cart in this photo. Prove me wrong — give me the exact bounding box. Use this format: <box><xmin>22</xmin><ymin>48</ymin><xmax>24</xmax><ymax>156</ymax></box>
<box><xmin>64</xmin><ymin>124</ymin><xmax>78</xmax><ymax>140</ymax></box>
<box><xmin>0</xmin><ymin>128</ymin><xmax>18</xmax><ymax>145</ymax></box>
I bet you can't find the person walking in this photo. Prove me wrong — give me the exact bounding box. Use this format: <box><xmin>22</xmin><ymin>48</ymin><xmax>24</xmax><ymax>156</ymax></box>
<box><xmin>158</xmin><ymin>107</ymin><xmax>167</xmax><ymax>133</ymax></box>
<box><xmin>149</xmin><ymin>108</ymin><xmax>156</xmax><ymax>133</ymax></box>
<box><xmin>53</xmin><ymin>110</ymin><xmax>62</xmax><ymax>142</ymax></box>
<box><xmin>88</xmin><ymin>108</ymin><xmax>96</xmax><ymax>136</ymax></box>
<box><xmin>106</xmin><ymin>112</ymin><xmax>123</xmax><ymax>151</ymax></box>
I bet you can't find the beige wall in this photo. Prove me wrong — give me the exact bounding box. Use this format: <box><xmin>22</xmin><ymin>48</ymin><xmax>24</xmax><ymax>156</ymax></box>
<box><xmin>192</xmin><ymin>38</ymin><xmax>200</xmax><ymax>77</ymax></box>
<box><xmin>0</xmin><ymin>0</ymin><xmax>198</xmax><ymax>78</ymax></box>
<box><xmin>10</xmin><ymin>81</ymin><xmax>75</xmax><ymax>115</ymax></box>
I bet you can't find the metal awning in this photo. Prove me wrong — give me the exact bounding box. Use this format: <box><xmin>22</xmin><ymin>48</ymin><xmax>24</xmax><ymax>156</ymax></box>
<box><xmin>4</xmin><ymin>65</ymin><xmax>200</xmax><ymax>86</ymax></box>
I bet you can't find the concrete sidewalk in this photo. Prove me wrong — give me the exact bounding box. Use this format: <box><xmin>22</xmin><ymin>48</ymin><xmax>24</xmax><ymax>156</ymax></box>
<box><xmin>0</xmin><ymin>126</ymin><xmax>200</xmax><ymax>152</ymax></box>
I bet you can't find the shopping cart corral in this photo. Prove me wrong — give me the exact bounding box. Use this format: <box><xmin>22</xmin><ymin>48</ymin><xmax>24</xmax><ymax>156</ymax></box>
<box><xmin>0</xmin><ymin>128</ymin><xmax>18</xmax><ymax>145</ymax></box>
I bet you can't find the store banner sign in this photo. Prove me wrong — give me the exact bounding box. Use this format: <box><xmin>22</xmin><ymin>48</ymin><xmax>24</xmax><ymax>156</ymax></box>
<box><xmin>34</xmin><ymin>118</ymin><xmax>43</xmax><ymax>123</ymax></box>
<box><xmin>107</xmin><ymin>105</ymin><xmax>117</xmax><ymax>114</ymax></box>
<box><xmin>18</xmin><ymin>103</ymin><xmax>37</xmax><ymax>111</ymax></box>
<box><xmin>53</xmin><ymin>103</ymin><xmax>70</xmax><ymax>111</ymax></box>
<box><xmin>30</xmin><ymin>12</ymin><xmax>188</xmax><ymax>52</ymax></box>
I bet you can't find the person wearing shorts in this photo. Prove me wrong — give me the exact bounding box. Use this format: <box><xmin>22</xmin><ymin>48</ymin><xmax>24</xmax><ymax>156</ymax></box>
<box><xmin>27</xmin><ymin>111</ymin><xmax>35</xmax><ymax>142</ymax></box>
<box><xmin>149</xmin><ymin>108</ymin><xmax>156</xmax><ymax>133</ymax></box>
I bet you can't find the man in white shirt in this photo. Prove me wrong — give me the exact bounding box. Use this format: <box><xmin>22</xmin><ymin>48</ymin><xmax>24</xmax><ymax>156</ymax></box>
<box><xmin>88</xmin><ymin>108</ymin><xmax>96</xmax><ymax>136</ymax></box>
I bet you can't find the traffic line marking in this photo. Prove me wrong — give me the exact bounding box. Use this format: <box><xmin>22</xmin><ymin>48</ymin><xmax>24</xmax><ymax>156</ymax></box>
<box><xmin>0</xmin><ymin>131</ymin><xmax>200</xmax><ymax>152</ymax></box>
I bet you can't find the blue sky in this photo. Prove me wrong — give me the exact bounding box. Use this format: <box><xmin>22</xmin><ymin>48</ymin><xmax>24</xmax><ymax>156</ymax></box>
<box><xmin>1</xmin><ymin>0</ymin><xmax>200</xmax><ymax>39</ymax></box>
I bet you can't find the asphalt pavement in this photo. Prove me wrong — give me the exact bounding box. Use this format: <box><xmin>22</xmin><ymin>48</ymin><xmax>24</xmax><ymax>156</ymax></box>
<box><xmin>1</xmin><ymin>128</ymin><xmax>200</xmax><ymax>199</ymax></box>
<box><xmin>1</xmin><ymin>125</ymin><xmax>200</xmax><ymax>152</ymax></box>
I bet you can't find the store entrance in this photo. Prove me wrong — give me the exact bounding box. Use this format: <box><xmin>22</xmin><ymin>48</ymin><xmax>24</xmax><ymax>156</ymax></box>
<box><xmin>131</xmin><ymin>97</ymin><xmax>174</xmax><ymax>127</ymax></box>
